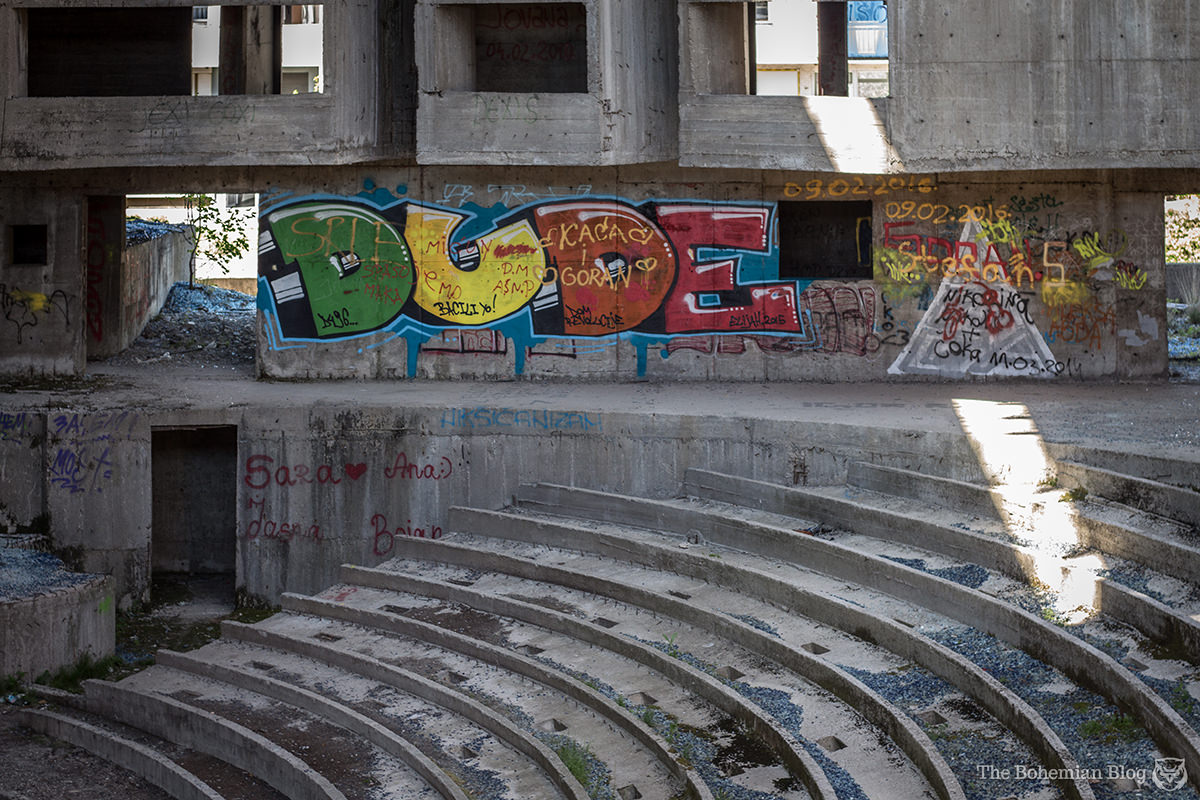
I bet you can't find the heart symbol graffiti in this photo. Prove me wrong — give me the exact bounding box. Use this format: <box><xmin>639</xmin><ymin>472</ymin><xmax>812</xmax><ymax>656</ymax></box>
<box><xmin>345</xmin><ymin>463</ymin><xmax>367</xmax><ymax>480</ymax></box>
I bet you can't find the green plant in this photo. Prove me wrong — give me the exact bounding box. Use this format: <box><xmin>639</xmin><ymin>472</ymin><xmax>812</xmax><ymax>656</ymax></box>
<box><xmin>34</xmin><ymin>653</ymin><xmax>122</xmax><ymax>693</ymax></box>
<box><xmin>1</xmin><ymin>671</ymin><xmax>26</xmax><ymax>695</ymax></box>
<box><xmin>1037</xmin><ymin>475</ymin><xmax>1059</xmax><ymax>489</ymax></box>
<box><xmin>1170</xmin><ymin>680</ymin><xmax>1196</xmax><ymax>715</ymax></box>
<box><xmin>554</xmin><ymin>740</ymin><xmax>593</xmax><ymax>788</ymax></box>
<box><xmin>1080</xmin><ymin>713</ymin><xmax>1143</xmax><ymax>743</ymax></box>
<box><xmin>641</xmin><ymin>707</ymin><xmax>656</xmax><ymax>725</ymax></box>
<box><xmin>183</xmin><ymin>193</ymin><xmax>254</xmax><ymax>286</ymax></box>
<box><xmin>1060</xmin><ymin>487</ymin><xmax>1088</xmax><ymax>503</ymax></box>
<box><xmin>1167</xmin><ymin>196</ymin><xmax>1200</xmax><ymax>263</ymax></box>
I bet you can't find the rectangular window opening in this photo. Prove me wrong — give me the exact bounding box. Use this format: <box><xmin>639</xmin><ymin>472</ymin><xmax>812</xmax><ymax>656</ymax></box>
<box><xmin>744</xmin><ymin>0</ymin><xmax>888</xmax><ymax>98</ymax></box>
<box><xmin>777</xmin><ymin>201</ymin><xmax>873</xmax><ymax>280</ymax></box>
<box><xmin>25</xmin><ymin>6</ymin><xmax>322</xmax><ymax>97</ymax></box>
<box><xmin>10</xmin><ymin>225</ymin><xmax>49</xmax><ymax>266</ymax></box>
<box><xmin>472</xmin><ymin>3</ymin><xmax>588</xmax><ymax>94</ymax></box>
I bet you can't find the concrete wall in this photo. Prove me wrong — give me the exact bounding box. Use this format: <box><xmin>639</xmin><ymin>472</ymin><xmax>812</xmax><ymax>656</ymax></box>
<box><xmin>0</xmin><ymin>189</ymin><xmax>84</xmax><ymax>376</ymax></box>
<box><xmin>235</xmin><ymin>402</ymin><xmax>981</xmax><ymax>602</ymax></box>
<box><xmin>116</xmin><ymin>228</ymin><xmax>192</xmax><ymax>353</ymax></box>
<box><xmin>256</xmin><ymin>169</ymin><xmax>1167</xmax><ymax>382</ymax></box>
<box><xmin>0</xmin><ymin>407</ymin><xmax>151</xmax><ymax>607</ymax></box>
<box><xmin>0</xmin><ymin>575</ymin><xmax>115</xmax><ymax>679</ymax></box>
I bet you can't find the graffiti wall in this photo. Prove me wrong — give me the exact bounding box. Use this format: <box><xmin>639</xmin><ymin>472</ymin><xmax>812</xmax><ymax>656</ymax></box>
<box><xmin>256</xmin><ymin>179</ymin><xmax>1166</xmax><ymax>380</ymax></box>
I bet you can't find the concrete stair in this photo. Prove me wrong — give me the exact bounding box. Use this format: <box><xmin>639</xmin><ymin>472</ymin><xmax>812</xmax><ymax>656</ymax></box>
<box><xmin>16</xmin><ymin>450</ymin><xmax>1200</xmax><ymax>800</ymax></box>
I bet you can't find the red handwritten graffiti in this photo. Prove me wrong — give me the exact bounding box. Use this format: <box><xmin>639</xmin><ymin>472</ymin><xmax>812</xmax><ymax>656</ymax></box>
<box><xmin>372</xmin><ymin>514</ymin><xmax>443</xmax><ymax>557</ymax></box>
<box><xmin>383</xmin><ymin>453</ymin><xmax>453</xmax><ymax>480</ymax></box>
<box><xmin>243</xmin><ymin>454</ymin><xmax>365</xmax><ymax>488</ymax></box>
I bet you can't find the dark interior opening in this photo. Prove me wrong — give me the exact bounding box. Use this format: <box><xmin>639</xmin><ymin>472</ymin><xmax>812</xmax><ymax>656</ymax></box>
<box><xmin>10</xmin><ymin>225</ymin><xmax>48</xmax><ymax>265</ymax></box>
<box><xmin>151</xmin><ymin>426</ymin><xmax>238</xmax><ymax>585</ymax></box>
<box><xmin>778</xmin><ymin>200</ymin><xmax>873</xmax><ymax>279</ymax></box>
<box><xmin>26</xmin><ymin>8</ymin><xmax>193</xmax><ymax>97</ymax></box>
<box><xmin>473</xmin><ymin>3</ymin><xmax>588</xmax><ymax>93</ymax></box>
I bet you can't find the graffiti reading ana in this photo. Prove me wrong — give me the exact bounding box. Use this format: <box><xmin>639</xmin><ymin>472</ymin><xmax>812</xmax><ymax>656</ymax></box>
<box><xmin>384</xmin><ymin>453</ymin><xmax>453</xmax><ymax>481</ymax></box>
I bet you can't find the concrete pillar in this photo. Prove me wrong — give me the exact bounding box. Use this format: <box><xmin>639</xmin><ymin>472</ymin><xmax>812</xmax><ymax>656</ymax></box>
<box><xmin>818</xmin><ymin>1</ymin><xmax>848</xmax><ymax>96</ymax></box>
<box><xmin>84</xmin><ymin>196</ymin><xmax>124</xmax><ymax>360</ymax></box>
<box><xmin>219</xmin><ymin>6</ymin><xmax>281</xmax><ymax>95</ymax></box>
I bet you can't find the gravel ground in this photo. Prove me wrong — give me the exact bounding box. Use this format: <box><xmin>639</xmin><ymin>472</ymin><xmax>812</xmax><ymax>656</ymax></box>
<box><xmin>97</xmin><ymin>282</ymin><xmax>255</xmax><ymax>373</ymax></box>
<box><xmin>0</xmin><ymin>549</ymin><xmax>98</xmax><ymax>601</ymax></box>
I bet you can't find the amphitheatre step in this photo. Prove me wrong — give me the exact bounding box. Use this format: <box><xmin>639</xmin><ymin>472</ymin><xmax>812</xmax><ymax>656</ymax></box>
<box><xmin>321</xmin><ymin>566</ymin><xmax>837</xmax><ymax>800</ymax></box>
<box><xmin>272</xmin><ymin>594</ymin><xmax>708</xmax><ymax>800</ymax></box>
<box><xmin>185</xmin><ymin>628</ymin><xmax>583</xmax><ymax>800</ymax></box>
<box><xmin>842</xmin><ymin>460</ymin><xmax>1200</xmax><ymax>587</ymax></box>
<box><xmin>1044</xmin><ymin>443</ymin><xmax>1200</xmax><ymax>494</ymax></box>
<box><xmin>152</xmin><ymin>647</ymin><xmax>476</xmax><ymax>800</ymax></box>
<box><xmin>505</xmin><ymin>485</ymin><xmax>1200</xmax><ymax>794</ymax></box>
<box><xmin>14</xmin><ymin>705</ymin><xmax>225</xmax><ymax>800</ymax></box>
<box><xmin>683</xmin><ymin>469</ymin><xmax>1200</xmax><ymax>664</ymax></box>
<box><xmin>453</xmin><ymin>504</ymin><xmax>1096</xmax><ymax>800</ymax></box>
<box><xmin>374</xmin><ymin>532</ymin><xmax>964</xmax><ymax>800</ymax></box>
<box><xmin>111</xmin><ymin>665</ymin><xmax>431</xmax><ymax>800</ymax></box>
<box><xmin>1052</xmin><ymin>460</ymin><xmax>1200</xmax><ymax>528</ymax></box>
<box><xmin>36</xmin><ymin>680</ymin><xmax>323</xmax><ymax>800</ymax></box>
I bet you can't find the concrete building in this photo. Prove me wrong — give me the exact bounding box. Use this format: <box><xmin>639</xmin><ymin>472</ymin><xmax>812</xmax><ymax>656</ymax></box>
<box><xmin>2</xmin><ymin>0</ymin><xmax>1194</xmax><ymax>381</ymax></box>
<box><xmin>2</xmin><ymin>0</ymin><xmax>1199</xmax><ymax>608</ymax></box>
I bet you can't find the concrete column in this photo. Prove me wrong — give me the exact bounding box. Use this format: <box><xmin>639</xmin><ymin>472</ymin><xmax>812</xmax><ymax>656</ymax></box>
<box><xmin>84</xmin><ymin>196</ymin><xmax>123</xmax><ymax>360</ymax></box>
<box><xmin>817</xmin><ymin>1</ymin><xmax>848</xmax><ymax>96</ymax></box>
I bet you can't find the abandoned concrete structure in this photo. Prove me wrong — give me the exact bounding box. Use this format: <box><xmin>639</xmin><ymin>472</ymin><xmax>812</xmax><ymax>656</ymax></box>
<box><xmin>3</xmin><ymin>1</ymin><xmax>1200</xmax><ymax>798</ymax></box>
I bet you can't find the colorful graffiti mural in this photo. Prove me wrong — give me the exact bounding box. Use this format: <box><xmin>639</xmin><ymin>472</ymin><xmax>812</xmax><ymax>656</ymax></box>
<box><xmin>259</xmin><ymin>191</ymin><xmax>812</xmax><ymax>375</ymax></box>
<box><xmin>258</xmin><ymin>186</ymin><xmax>1157</xmax><ymax>379</ymax></box>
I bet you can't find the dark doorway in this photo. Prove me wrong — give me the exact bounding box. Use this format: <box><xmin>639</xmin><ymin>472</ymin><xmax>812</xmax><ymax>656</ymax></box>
<box><xmin>151</xmin><ymin>426</ymin><xmax>238</xmax><ymax>604</ymax></box>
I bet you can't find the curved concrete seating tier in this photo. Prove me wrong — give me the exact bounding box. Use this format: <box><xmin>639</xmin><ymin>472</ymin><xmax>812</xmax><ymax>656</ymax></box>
<box><xmin>280</xmin><ymin>592</ymin><xmax>714</xmax><ymax>800</ymax></box>
<box><xmin>14</xmin><ymin>707</ymin><xmax>224</xmax><ymax>800</ymax></box>
<box><xmin>152</xmin><ymin>648</ymin><xmax>475</xmax><ymax>800</ymax></box>
<box><xmin>691</xmin><ymin>466</ymin><xmax>1200</xmax><ymax>663</ymax></box>
<box><xmin>213</xmin><ymin>620</ymin><xmax>589</xmax><ymax>800</ymax></box>
<box><xmin>78</xmin><ymin>678</ymin><xmax>348</xmax><ymax>800</ymax></box>
<box><xmin>452</xmin><ymin>502</ymin><xmax>1096</xmax><ymax>800</ymax></box>
<box><xmin>510</xmin><ymin>481</ymin><xmax>1200</xmax><ymax>793</ymax></box>
<box><xmin>321</xmin><ymin>564</ymin><xmax>839</xmax><ymax>799</ymax></box>
<box><xmin>375</xmin><ymin>533</ymin><xmax>964</xmax><ymax>800</ymax></box>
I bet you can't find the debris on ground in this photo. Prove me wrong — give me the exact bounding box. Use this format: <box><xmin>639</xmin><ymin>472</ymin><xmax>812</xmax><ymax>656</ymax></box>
<box><xmin>98</xmin><ymin>281</ymin><xmax>256</xmax><ymax>372</ymax></box>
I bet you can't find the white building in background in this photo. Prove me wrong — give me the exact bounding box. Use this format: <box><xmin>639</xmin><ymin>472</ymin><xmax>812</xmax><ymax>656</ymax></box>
<box><xmin>754</xmin><ymin>0</ymin><xmax>888</xmax><ymax>97</ymax></box>
<box><xmin>191</xmin><ymin>4</ymin><xmax>324</xmax><ymax>96</ymax></box>
<box><xmin>131</xmin><ymin>5</ymin><xmax>326</xmax><ymax>284</ymax></box>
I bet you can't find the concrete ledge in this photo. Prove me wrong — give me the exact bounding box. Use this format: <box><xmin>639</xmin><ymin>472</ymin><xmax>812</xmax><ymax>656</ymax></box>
<box><xmin>214</xmin><ymin>623</ymin><xmax>582</xmax><ymax>800</ymax></box>
<box><xmin>483</xmin><ymin>500</ymin><xmax>1096</xmax><ymax>800</ymax></box>
<box><xmin>685</xmin><ymin>469</ymin><xmax>1200</xmax><ymax>664</ymax></box>
<box><xmin>282</xmin><ymin>592</ymin><xmax>716</xmax><ymax>800</ymax></box>
<box><xmin>154</xmin><ymin>650</ymin><xmax>472</xmax><ymax>800</ymax></box>
<box><xmin>1045</xmin><ymin>443</ymin><xmax>1200</xmax><ymax>490</ymax></box>
<box><xmin>846</xmin><ymin>461</ymin><xmax>999</xmax><ymax>519</ymax></box>
<box><xmin>342</xmin><ymin>564</ymin><xmax>839</xmax><ymax>800</ymax></box>
<box><xmin>0</xmin><ymin>575</ymin><xmax>115</xmax><ymax>680</ymax></box>
<box><xmin>14</xmin><ymin>707</ymin><xmax>222</xmax><ymax>800</ymax></box>
<box><xmin>79</xmin><ymin>679</ymin><xmax>348</xmax><ymax>800</ymax></box>
<box><xmin>385</xmin><ymin>534</ymin><xmax>966</xmax><ymax>800</ymax></box>
<box><xmin>528</xmin><ymin>479</ymin><xmax>1200</xmax><ymax>794</ymax></box>
<box><xmin>1057</xmin><ymin>459</ymin><xmax>1200</xmax><ymax>531</ymax></box>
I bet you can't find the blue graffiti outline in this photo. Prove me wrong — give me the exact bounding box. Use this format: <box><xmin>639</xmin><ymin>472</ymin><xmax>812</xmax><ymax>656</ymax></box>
<box><xmin>259</xmin><ymin>187</ymin><xmax>830</xmax><ymax>377</ymax></box>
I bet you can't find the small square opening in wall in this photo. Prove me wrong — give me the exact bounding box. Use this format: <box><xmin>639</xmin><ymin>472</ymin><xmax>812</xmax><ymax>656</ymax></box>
<box><xmin>473</xmin><ymin>3</ymin><xmax>588</xmax><ymax>93</ymax></box>
<box><xmin>777</xmin><ymin>201</ymin><xmax>872</xmax><ymax>280</ymax></box>
<box><xmin>11</xmin><ymin>225</ymin><xmax>48</xmax><ymax>265</ymax></box>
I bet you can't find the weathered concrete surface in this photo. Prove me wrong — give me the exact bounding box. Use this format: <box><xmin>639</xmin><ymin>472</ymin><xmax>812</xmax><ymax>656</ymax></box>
<box><xmin>0</xmin><ymin>574</ymin><xmax>114</xmax><ymax>679</ymax></box>
<box><xmin>2</xmin><ymin>370</ymin><xmax>1198</xmax><ymax>605</ymax></box>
